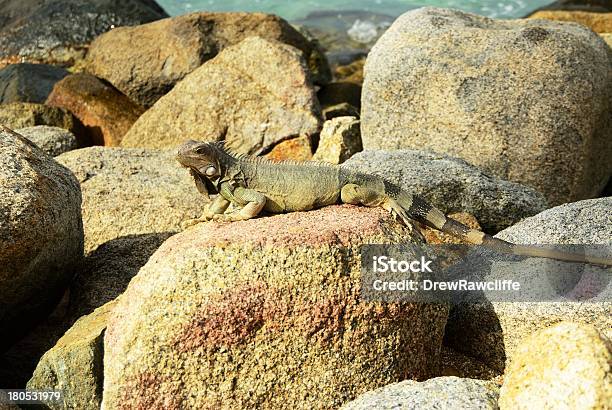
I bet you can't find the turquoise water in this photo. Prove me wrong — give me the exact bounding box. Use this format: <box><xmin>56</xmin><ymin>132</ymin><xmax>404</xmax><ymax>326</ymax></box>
<box><xmin>157</xmin><ymin>0</ymin><xmax>555</xmax><ymax>20</ymax></box>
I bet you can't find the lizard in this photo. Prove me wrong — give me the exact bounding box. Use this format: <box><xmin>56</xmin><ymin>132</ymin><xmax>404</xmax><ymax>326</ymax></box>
<box><xmin>176</xmin><ymin>139</ymin><xmax>612</xmax><ymax>266</ymax></box>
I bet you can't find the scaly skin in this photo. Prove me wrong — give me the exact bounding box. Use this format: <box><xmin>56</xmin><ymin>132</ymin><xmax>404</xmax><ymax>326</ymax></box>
<box><xmin>176</xmin><ymin>139</ymin><xmax>612</xmax><ymax>266</ymax></box>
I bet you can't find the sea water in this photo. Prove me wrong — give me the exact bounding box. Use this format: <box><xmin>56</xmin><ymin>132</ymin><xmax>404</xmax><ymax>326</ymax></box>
<box><xmin>156</xmin><ymin>0</ymin><xmax>555</xmax><ymax>20</ymax></box>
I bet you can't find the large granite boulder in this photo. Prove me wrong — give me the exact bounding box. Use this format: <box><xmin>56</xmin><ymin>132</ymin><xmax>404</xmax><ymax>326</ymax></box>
<box><xmin>362</xmin><ymin>7</ymin><xmax>612</xmax><ymax>205</ymax></box>
<box><xmin>444</xmin><ymin>197</ymin><xmax>612</xmax><ymax>371</ymax></box>
<box><xmin>46</xmin><ymin>73</ymin><xmax>145</xmax><ymax>146</ymax></box>
<box><xmin>16</xmin><ymin>125</ymin><xmax>78</xmax><ymax>157</ymax></box>
<box><xmin>0</xmin><ymin>103</ymin><xmax>88</xmax><ymax>144</ymax></box>
<box><xmin>344</xmin><ymin>149</ymin><xmax>548</xmax><ymax>232</ymax></box>
<box><xmin>341</xmin><ymin>377</ymin><xmax>499</xmax><ymax>409</ymax></box>
<box><xmin>499</xmin><ymin>322</ymin><xmax>611</xmax><ymax>410</ymax></box>
<box><xmin>102</xmin><ymin>206</ymin><xmax>448</xmax><ymax>409</ymax></box>
<box><xmin>0</xmin><ymin>63</ymin><xmax>68</xmax><ymax>104</ymax></box>
<box><xmin>0</xmin><ymin>127</ymin><xmax>83</xmax><ymax>352</ymax></box>
<box><xmin>0</xmin><ymin>0</ymin><xmax>168</xmax><ymax>66</ymax></box>
<box><xmin>56</xmin><ymin>147</ymin><xmax>204</xmax><ymax>253</ymax></box>
<box><xmin>86</xmin><ymin>12</ymin><xmax>331</xmax><ymax>108</ymax></box>
<box><xmin>121</xmin><ymin>37</ymin><xmax>322</xmax><ymax>154</ymax></box>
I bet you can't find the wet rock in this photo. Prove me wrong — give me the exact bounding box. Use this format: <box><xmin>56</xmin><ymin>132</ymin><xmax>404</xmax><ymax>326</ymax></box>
<box><xmin>55</xmin><ymin>147</ymin><xmax>203</xmax><ymax>252</ymax></box>
<box><xmin>344</xmin><ymin>149</ymin><xmax>547</xmax><ymax>233</ymax></box>
<box><xmin>0</xmin><ymin>127</ymin><xmax>83</xmax><ymax>352</ymax></box>
<box><xmin>313</xmin><ymin>116</ymin><xmax>362</xmax><ymax>164</ymax></box>
<box><xmin>292</xmin><ymin>10</ymin><xmax>394</xmax><ymax>54</ymax></box>
<box><xmin>0</xmin><ymin>103</ymin><xmax>88</xmax><ymax>144</ymax></box>
<box><xmin>27</xmin><ymin>301</ymin><xmax>115</xmax><ymax>410</ymax></box>
<box><xmin>46</xmin><ymin>73</ymin><xmax>145</xmax><ymax>146</ymax></box>
<box><xmin>86</xmin><ymin>12</ymin><xmax>331</xmax><ymax>107</ymax></box>
<box><xmin>0</xmin><ymin>0</ymin><xmax>168</xmax><ymax>67</ymax></box>
<box><xmin>528</xmin><ymin>0</ymin><xmax>612</xmax><ymax>14</ymax></box>
<box><xmin>341</xmin><ymin>377</ymin><xmax>499</xmax><ymax>410</ymax></box>
<box><xmin>529</xmin><ymin>10</ymin><xmax>612</xmax><ymax>33</ymax></box>
<box><xmin>16</xmin><ymin>125</ymin><xmax>78</xmax><ymax>157</ymax></box>
<box><xmin>444</xmin><ymin>198</ymin><xmax>612</xmax><ymax>371</ymax></box>
<box><xmin>0</xmin><ymin>63</ymin><xmax>68</xmax><ymax>104</ymax></box>
<box><xmin>499</xmin><ymin>322</ymin><xmax>611</xmax><ymax>409</ymax></box>
<box><xmin>333</xmin><ymin>56</ymin><xmax>366</xmax><ymax>85</ymax></box>
<box><xmin>362</xmin><ymin>7</ymin><xmax>612</xmax><ymax>205</ymax></box>
<box><xmin>121</xmin><ymin>37</ymin><xmax>322</xmax><ymax>155</ymax></box>
<box><xmin>101</xmin><ymin>206</ymin><xmax>447</xmax><ymax>409</ymax></box>
<box><xmin>264</xmin><ymin>136</ymin><xmax>313</xmax><ymax>162</ymax></box>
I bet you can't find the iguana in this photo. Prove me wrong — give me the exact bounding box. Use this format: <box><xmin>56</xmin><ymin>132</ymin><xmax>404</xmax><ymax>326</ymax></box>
<box><xmin>176</xmin><ymin>139</ymin><xmax>611</xmax><ymax>266</ymax></box>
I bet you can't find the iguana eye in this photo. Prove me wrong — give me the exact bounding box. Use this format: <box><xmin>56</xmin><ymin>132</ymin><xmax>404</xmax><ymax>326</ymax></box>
<box><xmin>205</xmin><ymin>165</ymin><xmax>217</xmax><ymax>176</ymax></box>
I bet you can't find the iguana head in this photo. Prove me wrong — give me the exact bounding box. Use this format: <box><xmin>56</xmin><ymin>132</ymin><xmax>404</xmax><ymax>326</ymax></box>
<box><xmin>176</xmin><ymin>140</ymin><xmax>227</xmax><ymax>197</ymax></box>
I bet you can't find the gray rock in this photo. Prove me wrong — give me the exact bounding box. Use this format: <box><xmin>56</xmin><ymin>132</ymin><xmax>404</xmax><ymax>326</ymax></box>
<box><xmin>86</xmin><ymin>12</ymin><xmax>331</xmax><ymax>108</ymax></box>
<box><xmin>121</xmin><ymin>37</ymin><xmax>322</xmax><ymax>154</ymax></box>
<box><xmin>0</xmin><ymin>102</ymin><xmax>88</xmax><ymax>145</ymax></box>
<box><xmin>0</xmin><ymin>63</ymin><xmax>68</xmax><ymax>104</ymax></box>
<box><xmin>444</xmin><ymin>198</ymin><xmax>612</xmax><ymax>371</ymax></box>
<box><xmin>496</xmin><ymin>197</ymin><xmax>612</xmax><ymax>245</ymax></box>
<box><xmin>56</xmin><ymin>147</ymin><xmax>204</xmax><ymax>253</ymax></box>
<box><xmin>0</xmin><ymin>127</ymin><xmax>83</xmax><ymax>352</ymax></box>
<box><xmin>361</xmin><ymin>7</ymin><xmax>612</xmax><ymax>205</ymax></box>
<box><xmin>341</xmin><ymin>377</ymin><xmax>499</xmax><ymax>409</ymax></box>
<box><xmin>343</xmin><ymin>149</ymin><xmax>548</xmax><ymax>232</ymax></box>
<box><xmin>17</xmin><ymin>125</ymin><xmax>78</xmax><ymax>156</ymax></box>
<box><xmin>0</xmin><ymin>0</ymin><xmax>168</xmax><ymax>66</ymax></box>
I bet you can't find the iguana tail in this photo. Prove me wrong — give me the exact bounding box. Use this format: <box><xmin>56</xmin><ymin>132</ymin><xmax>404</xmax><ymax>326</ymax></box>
<box><xmin>394</xmin><ymin>192</ymin><xmax>612</xmax><ymax>266</ymax></box>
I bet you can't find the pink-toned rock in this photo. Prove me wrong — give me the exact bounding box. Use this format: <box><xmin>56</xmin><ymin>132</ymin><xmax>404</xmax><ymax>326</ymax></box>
<box><xmin>102</xmin><ymin>205</ymin><xmax>448</xmax><ymax>409</ymax></box>
<box><xmin>46</xmin><ymin>73</ymin><xmax>145</xmax><ymax>146</ymax></box>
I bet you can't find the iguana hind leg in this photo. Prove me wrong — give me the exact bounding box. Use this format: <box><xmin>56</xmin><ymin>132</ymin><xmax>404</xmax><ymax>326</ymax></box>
<box><xmin>340</xmin><ymin>183</ymin><xmax>415</xmax><ymax>228</ymax></box>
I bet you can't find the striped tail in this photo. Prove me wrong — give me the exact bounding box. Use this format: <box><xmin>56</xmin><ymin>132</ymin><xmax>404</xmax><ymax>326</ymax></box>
<box><xmin>395</xmin><ymin>192</ymin><xmax>612</xmax><ymax>267</ymax></box>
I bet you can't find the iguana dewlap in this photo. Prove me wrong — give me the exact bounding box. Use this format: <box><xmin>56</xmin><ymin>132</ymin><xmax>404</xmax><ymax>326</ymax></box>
<box><xmin>176</xmin><ymin>140</ymin><xmax>611</xmax><ymax>266</ymax></box>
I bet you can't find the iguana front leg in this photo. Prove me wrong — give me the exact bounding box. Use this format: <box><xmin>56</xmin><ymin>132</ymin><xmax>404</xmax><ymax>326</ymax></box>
<box><xmin>211</xmin><ymin>187</ymin><xmax>267</xmax><ymax>222</ymax></box>
<box><xmin>181</xmin><ymin>194</ymin><xmax>231</xmax><ymax>229</ymax></box>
